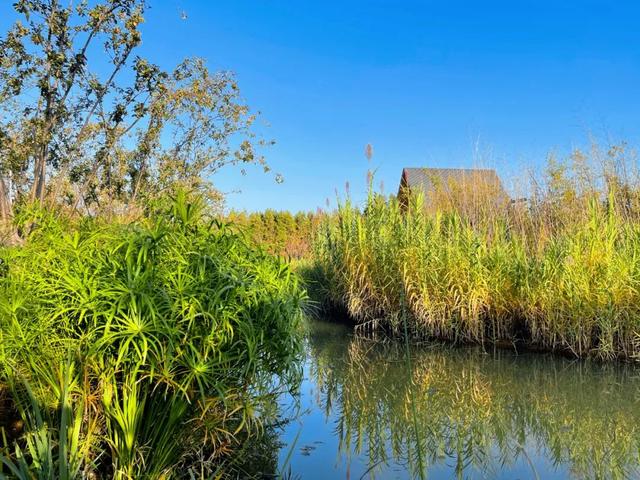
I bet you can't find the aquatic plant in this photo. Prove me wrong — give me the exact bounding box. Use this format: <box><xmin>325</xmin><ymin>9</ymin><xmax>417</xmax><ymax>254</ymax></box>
<box><xmin>309</xmin><ymin>145</ymin><xmax>640</xmax><ymax>360</ymax></box>
<box><xmin>0</xmin><ymin>191</ymin><xmax>306</xmax><ymax>478</ymax></box>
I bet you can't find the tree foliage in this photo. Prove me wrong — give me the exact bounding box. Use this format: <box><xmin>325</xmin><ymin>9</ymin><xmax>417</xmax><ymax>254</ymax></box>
<box><xmin>0</xmin><ymin>0</ymin><xmax>273</xmax><ymax>225</ymax></box>
<box><xmin>227</xmin><ymin>209</ymin><xmax>322</xmax><ymax>258</ymax></box>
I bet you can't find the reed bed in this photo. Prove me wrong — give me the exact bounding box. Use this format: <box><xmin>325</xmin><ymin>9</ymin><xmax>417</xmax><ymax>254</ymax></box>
<box><xmin>0</xmin><ymin>191</ymin><xmax>306</xmax><ymax>478</ymax></box>
<box><xmin>309</xmin><ymin>146</ymin><xmax>640</xmax><ymax>360</ymax></box>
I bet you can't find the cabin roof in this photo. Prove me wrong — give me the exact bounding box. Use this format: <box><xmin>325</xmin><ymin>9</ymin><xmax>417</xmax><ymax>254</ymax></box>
<box><xmin>398</xmin><ymin>167</ymin><xmax>505</xmax><ymax>197</ymax></box>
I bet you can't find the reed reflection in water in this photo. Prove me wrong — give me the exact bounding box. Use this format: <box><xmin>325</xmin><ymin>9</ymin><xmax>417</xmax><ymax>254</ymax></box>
<box><xmin>278</xmin><ymin>320</ymin><xmax>640</xmax><ymax>479</ymax></box>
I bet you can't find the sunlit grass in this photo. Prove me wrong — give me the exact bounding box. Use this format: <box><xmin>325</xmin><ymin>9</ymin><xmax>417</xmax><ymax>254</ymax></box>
<box><xmin>308</xmin><ymin>147</ymin><xmax>640</xmax><ymax>360</ymax></box>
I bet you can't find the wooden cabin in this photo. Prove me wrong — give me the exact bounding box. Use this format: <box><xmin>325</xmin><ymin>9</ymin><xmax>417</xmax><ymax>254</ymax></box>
<box><xmin>397</xmin><ymin>167</ymin><xmax>509</xmax><ymax>214</ymax></box>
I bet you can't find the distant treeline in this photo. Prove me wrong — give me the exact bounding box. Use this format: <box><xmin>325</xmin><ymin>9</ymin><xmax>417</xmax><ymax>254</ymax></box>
<box><xmin>227</xmin><ymin>210</ymin><xmax>322</xmax><ymax>258</ymax></box>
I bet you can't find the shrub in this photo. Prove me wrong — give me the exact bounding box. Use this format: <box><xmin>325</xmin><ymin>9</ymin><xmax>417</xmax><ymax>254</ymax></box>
<box><xmin>0</xmin><ymin>191</ymin><xmax>305</xmax><ymax>478</ymax></box>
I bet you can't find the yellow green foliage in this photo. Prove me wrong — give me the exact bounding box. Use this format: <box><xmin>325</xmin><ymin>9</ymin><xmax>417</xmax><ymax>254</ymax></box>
<box><xmin>311</xmin><ymin>150</ymin><xmax>640</xmax><ymax>360</ymax></box>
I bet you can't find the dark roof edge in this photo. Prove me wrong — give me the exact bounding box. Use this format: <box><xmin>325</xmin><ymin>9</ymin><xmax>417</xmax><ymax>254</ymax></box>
<box><xmin>402</xmin><ymin>167</ymin><xmax>498</xmax><ymax>172</ymax></box>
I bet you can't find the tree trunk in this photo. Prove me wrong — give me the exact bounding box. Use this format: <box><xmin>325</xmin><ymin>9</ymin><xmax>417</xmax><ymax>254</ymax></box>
<box><xmin>0</xmin><ymin>176</ymin><xmax>21</xmax><ymax>245</ymax></box>
<box><xmin>31</xmin><ymin>144</ymin><xmax>48</xmax><ymax>202</ymax></box>
<box><xmin>0</xmin><ymin>176</ymin><xmax>12</xmax><ymax>222</ymax></box>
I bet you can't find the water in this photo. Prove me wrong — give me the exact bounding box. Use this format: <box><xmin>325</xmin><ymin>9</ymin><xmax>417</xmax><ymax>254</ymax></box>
<box><xmin>276</xmin><ymin>319</ymin><xmax>640</xmax><ymax>479</ymax></box>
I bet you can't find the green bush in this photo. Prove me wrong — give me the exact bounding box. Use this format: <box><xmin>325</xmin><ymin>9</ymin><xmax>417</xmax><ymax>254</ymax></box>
<box><xmin>0</xmin><ymin>192</ymin><xmax>305</xmax><ymax>478</ymax></box>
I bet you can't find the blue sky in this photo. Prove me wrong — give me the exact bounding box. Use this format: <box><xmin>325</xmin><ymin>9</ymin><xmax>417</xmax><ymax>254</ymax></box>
<box><xmin>5</xmin><ymin>1</ymin><xmax>640</xmax><ymax>211</ymax></box>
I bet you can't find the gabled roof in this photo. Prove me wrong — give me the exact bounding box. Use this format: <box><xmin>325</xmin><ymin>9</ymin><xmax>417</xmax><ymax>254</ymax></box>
<box><xmin>398</xmin><ymin>167</ymin><xmax>505</xmax><ymax>197</ymax></box>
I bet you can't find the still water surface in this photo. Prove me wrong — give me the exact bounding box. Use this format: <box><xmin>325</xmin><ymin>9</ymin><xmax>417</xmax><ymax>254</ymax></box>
<box><xmin>277</xmin><ymin>319</ymin><xmax>640</xmax><ymax>479</ymax></box>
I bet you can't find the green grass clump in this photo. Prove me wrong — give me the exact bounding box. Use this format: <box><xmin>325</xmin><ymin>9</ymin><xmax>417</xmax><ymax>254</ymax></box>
<box><xmin>0</xmin><ymin>191</ymin><xmax>306</xmax><ymax>478</ymax></box>
<box><xmin>309</xmin><ymin>152</ymin><xmax>640</xmax><ymax>360</ymax></box>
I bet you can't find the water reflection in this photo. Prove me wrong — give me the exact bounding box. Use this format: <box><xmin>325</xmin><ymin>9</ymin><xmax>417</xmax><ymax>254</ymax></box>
<box><xmin>281</xmin><ymin>320</ymin><xmax>640</xmax><ymax>479</ymax></box>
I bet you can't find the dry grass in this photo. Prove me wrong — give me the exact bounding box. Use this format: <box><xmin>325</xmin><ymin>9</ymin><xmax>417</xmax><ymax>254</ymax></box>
<box><xmin>309</xmin><ymin>143</ymin><xmax>640</xmax><ymax>360</ymax></box>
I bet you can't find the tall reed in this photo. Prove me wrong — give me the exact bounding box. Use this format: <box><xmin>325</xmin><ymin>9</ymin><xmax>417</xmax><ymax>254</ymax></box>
<box><xmin>309</xmin><ymin>144</ymin><xmax>640</xmax><ymax>360</ymax></box>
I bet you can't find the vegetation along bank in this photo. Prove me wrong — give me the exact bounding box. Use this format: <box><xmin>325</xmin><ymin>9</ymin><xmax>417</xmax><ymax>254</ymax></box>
<box><xmin>0</xmin><ymin>193</ymin><xmax>305</xmax><ymax>477</ymax></box>
<box><xmin>307</xmin><ymin>148</ymin><xmax>640</xmax><ymax>361</ymax></box>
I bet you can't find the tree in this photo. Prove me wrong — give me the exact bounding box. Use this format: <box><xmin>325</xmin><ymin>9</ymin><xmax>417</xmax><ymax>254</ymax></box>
<box><xmin>0</xmin><ymin>0</ymin><xmax>274</xmax><ymax>225</ymax></box>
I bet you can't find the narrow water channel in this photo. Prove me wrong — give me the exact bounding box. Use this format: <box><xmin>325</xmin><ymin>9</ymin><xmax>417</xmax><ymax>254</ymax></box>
<box><xmin>277</xmin><ymin>319</ymin><xmax>640</xmax><ymax>479</ymax></box>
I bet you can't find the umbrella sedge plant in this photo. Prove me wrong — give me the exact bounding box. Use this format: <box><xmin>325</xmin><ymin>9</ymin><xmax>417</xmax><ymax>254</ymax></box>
<box><xmin>0</xmin><ymin>189</ymin><xmax>306</xmax><ymax>478</ymax></box>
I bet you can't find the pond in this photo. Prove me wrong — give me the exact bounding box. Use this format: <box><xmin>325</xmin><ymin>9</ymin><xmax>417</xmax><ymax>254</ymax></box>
<box><xmin>276</xmin><ymin>319</ymin><xmax>640</xmax><ymax>479</ymax></box>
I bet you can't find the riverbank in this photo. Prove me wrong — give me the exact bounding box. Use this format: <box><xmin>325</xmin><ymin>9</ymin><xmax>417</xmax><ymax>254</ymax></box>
<box><xmin>307</xmin><ymin>156</ymin><xmax>640</xmax><ymax>361</ymax></box>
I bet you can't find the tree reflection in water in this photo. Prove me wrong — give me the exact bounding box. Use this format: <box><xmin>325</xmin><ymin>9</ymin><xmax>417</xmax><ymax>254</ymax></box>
<box><xmin>304</xmin><ymin>320</ymin><xmax>640</xmax><ymax>479</ymax></box>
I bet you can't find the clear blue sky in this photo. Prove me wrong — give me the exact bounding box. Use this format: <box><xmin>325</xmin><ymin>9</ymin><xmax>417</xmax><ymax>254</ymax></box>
<box><xmin>6</xmin><ymin>1</ymin><xmax>640</xmax><ymax>212</ymax></box>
